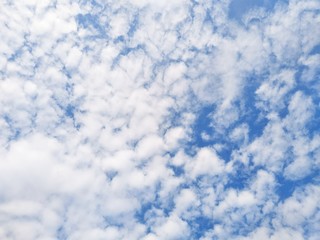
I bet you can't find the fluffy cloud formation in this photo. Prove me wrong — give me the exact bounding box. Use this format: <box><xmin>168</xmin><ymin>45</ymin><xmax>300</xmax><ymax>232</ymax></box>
<box><xmin>0</xmin><ymin>0</ymin><xmax>319</xmax><ymax>239</ymax></box>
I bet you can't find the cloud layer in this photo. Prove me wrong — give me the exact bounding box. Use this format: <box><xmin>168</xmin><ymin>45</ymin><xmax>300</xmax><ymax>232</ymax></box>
<box><xmin>0</xmin><ymin>0</ymin><xmax>319</xmax><ymax>239</ymax></box>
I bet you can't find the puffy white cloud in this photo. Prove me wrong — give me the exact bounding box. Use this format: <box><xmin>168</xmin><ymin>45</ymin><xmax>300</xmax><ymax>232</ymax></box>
<box><xmin>186</xmin><ymin>147</ymin><xmax>225</xmax><ymax>178</ymax></box>
<box><xmin>153</xmin><ymin>214</ymin><xmax>190</xmax><ymax>240</ymax></box>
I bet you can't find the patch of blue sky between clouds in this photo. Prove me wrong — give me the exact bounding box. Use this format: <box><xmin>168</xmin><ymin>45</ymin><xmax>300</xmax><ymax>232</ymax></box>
<box><xmin>229</xmin><ymin>0</ymin><xmax>286</xmax><ymax>23</ymax></box>
<box><xmin>0</xmin><ymin>0</ymin><xmax>319</xmax><ymax>239</ymax></box>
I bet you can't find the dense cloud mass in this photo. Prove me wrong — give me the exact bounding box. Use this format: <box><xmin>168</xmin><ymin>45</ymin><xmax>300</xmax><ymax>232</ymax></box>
<box><xmin>0</xmin><ymin>0</ymin><xmax>319</xmax><ymax>239</ymax></box>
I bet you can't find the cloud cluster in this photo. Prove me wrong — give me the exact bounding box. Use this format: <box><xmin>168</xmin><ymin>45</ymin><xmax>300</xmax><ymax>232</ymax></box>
<box><xmin>0</xmin><ymin>0</ymin><xmax>319</xmax><ymax>239</ymax></box>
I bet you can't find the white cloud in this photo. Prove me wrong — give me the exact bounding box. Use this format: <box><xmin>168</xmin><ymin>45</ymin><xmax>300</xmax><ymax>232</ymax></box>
<box><xmin>255</xmin><ymin>69</ymin><xmax>296</xmax><ymax>112</ymax></box>
<box><xmin>186</xmin><ymin>147</ymin><xmax>225</xmax><ymax>178</ymax></box>
<box><xmin>174</xmin><ymin>188</ymin><xmax>199</xmax><ymax>216</ymax></box>
<box><xmin>154</xmin><ymin>214</ymin><xmax>190</xmax><ymax>240</ymax></box>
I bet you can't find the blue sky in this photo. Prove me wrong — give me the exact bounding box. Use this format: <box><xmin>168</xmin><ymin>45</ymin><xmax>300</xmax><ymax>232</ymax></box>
<box><xmin>0</xmin><ymin>0</ymin><xmax>319</xmax><ymax>239</ymax></box>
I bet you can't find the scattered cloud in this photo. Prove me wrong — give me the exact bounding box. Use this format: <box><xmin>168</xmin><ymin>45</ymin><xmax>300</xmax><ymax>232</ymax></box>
<box><xmin>0</xmin><ymin>0</ymin><xmax>319</xmax><ymax>239</ymax></box>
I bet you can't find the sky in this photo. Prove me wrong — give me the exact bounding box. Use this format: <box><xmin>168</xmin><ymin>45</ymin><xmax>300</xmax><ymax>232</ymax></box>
<box><xmin>0</xmin><ymin>0</ymin><xmax>319</xmax><ymax>239</ymax></box>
